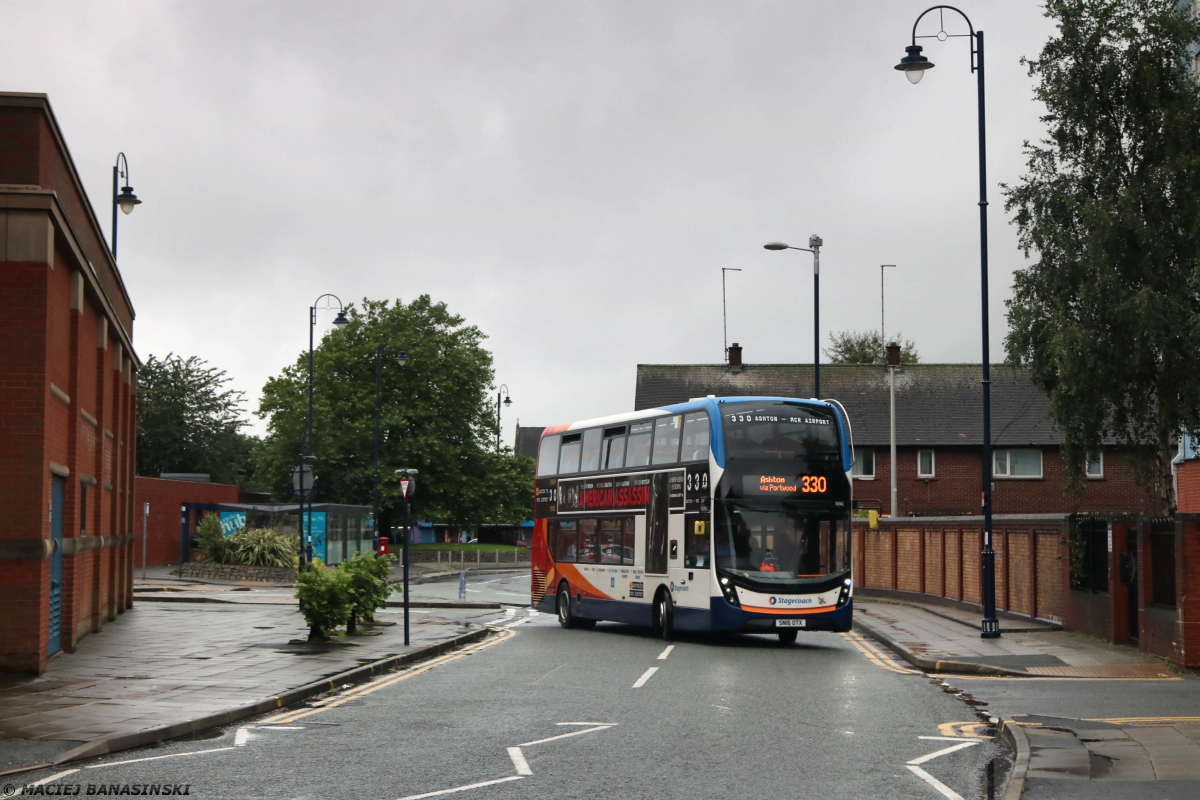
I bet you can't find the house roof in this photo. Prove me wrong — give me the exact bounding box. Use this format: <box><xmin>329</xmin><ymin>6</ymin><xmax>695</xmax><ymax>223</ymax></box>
<box><xmin>635</xmin><ymin>363</ymin><xmax>1065</xmax><ymax>448</ymax></box>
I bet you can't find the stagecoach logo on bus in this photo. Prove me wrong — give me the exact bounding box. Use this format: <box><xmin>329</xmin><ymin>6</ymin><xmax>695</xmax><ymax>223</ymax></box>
<box><xmin>767</xmin><ymin>596</ymin><xmax>814</xmax><ymax>606</ymax></box>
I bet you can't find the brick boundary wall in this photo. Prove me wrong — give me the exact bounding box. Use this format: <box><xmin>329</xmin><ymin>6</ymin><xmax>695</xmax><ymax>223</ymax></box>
<box><xmin>853</xmin><ymin>514</ymin><xmax>1200</xmax><ymax>669</ymax></box>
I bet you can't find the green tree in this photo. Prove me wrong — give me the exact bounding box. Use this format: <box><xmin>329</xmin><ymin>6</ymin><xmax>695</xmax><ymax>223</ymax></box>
<box><xmin>137</xmin><ymin>354</ymin><xmax>255</xmax><ymax>485</ymax></box>
<box><xmin>254</xmin><ymin>296</ymin><xmax>534</xmax><ymax>528</ymax></box>
<box><xmin>824</xmin><ymin>331</ymin><xmax>920</xmax><ymax>365</ymax></box>
<box><xmin>1003</xmin><ymin>0</ymin><xmax>1200</xmax><ymax>510</ymax></box>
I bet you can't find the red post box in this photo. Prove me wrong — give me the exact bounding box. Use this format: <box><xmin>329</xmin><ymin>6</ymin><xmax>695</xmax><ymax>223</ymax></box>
<box><xmin>378</xmin><ymin>537</ymin><xmax>390</xmax><ymax>556</ymax></box>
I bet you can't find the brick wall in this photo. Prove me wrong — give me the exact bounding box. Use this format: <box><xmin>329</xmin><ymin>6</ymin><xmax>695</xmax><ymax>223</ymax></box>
<box><xmin>854</xmin><ymin>515</ymin><xmax>1200</xmax><ymax>668</ymax></box>
<box><xmin>132</xmin><ymin>477</ymin><xmax>239</xmax><ymax>566</ymax></box>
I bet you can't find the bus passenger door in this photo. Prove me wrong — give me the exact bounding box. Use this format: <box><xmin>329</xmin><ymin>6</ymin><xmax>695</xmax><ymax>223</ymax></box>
<box><xmin>670</xmin><ymin>514</ymin><xmax>708</xmax><ymax>619</ymax></box>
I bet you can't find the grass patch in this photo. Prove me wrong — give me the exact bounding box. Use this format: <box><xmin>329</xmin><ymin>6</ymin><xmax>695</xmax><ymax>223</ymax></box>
<box><xmin>409</xmin><ymin>543</ymin><xmax>525</xmax><ymax>553</ymax></box>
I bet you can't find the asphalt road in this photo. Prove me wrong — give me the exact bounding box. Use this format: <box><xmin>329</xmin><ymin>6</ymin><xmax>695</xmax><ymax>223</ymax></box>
<box><xmin>11</xmin><ymin>582</ymin><xmax>1006</xmax><ymax>800</ymax></box>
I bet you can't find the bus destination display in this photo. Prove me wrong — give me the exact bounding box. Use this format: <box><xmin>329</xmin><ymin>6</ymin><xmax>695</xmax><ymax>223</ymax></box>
<box><xmin>742</xmin><ymin>473</ymin><xmax>828</xmax><ymax>496</ymax></box>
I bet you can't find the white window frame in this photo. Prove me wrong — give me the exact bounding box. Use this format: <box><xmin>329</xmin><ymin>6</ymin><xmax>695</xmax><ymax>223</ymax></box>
<box><xmin>917</xmin><ymin>449</ymin><xmax>935</xmax><ymax>478</ymax></box>
<box><xmin>851</xmin><ymin>448</ymin><xmax>875</xmax><ymax>479</ymax></box>
<box><xmin>1086</xmin><ymin>451</ymin><xmax>1104</xmax><ymax>479</ymax></box>
<box><xmin>993</xmin><ymin>448</ymin><xmax>1043</xmax><ymax>479</ymax></box>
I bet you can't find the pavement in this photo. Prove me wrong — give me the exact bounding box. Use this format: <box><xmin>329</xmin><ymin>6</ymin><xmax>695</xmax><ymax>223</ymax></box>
<box><xmin>853</xmin><ymin>593</ymin><xmax>1200</xmax><ymax>798</ymax></box>
<box><xmin>0</xmin><ymin>564</ymin><xmax>527</xmax><ymax>778</ymax></box>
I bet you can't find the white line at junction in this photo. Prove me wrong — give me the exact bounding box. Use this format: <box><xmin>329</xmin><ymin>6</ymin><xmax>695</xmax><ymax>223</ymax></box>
<box><xmin>507</xmin><ymin>747</ymin><xmax>533</xmax><ymax>775</ymax></box>
<box><xmin>632</xmin><ymin>667</ymin><xmax>659</xmax><ymax>688</ymax></box>
<box><xmin>518</xmin><ymin>725</ymin><xmax>613</xmax><ymax>747</ymax></box>
<box><xmin>392</xmin><ymin>775</ymin><xmax>524</xmax><ymax>800</ymax></box>
<box><xmin>657</xmin><ymin>645</ymin><xmax>675</xmax><ymax>660</ymax></box>
<box><xmin>87</xmin><ymin>748</ymin><xmax>237</xmax><ymax>768</ymax></box>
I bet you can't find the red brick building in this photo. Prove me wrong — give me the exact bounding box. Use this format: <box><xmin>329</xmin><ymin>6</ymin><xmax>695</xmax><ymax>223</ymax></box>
<box><xmin>132</xmin><ymin>477</ymin><xmax>240</xmax><ymax>568</ymax></box>
<box><xmin>635</xmin><ymin>357</ymin><xmax>1159</xmax><ymax>517</ymax></box>
<box><xmin>0</xmin><ymin>93</ymin><xmax>138</xmax><ymax>674</ymax></box>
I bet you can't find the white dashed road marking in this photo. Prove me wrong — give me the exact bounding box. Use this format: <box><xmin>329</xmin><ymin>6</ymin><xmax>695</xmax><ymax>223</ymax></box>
<box><xmin>632</xmin><ymin>667</ymin><xmax>659</xmax><ymax>688</ymax></box>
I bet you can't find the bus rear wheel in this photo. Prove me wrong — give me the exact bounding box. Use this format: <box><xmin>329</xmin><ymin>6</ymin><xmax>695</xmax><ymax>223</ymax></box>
<box><xmin>557</xmin><ymin>585</ymin><xmax>577</xmax><ymax>629</ymax></box>
<box><xmin>557</xmin><ymin>585</ymin><xmax>595</xmax><ymax>629</ymax></box>
<box><xmin>655</xmin><ymin>592</ymin><xmax>674</xmax><ymax>640</ymax></box>
<box><xmin>778</xmin><ymin>629</ymin><xmax>798</xmax><ymax>645</ymax></box>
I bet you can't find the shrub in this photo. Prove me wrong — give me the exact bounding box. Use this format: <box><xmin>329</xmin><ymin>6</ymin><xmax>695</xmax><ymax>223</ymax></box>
<box><xmin>340</xmin><ymin>554</ymin><xmax>395</xmax><ymax>633</ymax></box>
<box><xmin>195</xmin><ymin>513</ymin><xmax>237</xmax><ymax>564</ymax></box>
<box><xmin>295</xmin><ymin>562</ymin><xmax>353</xmax><ymax>641</ymax></box>
<box><xmin>234</xmin><ymin>527</ymin><xmax>299</xmax><ymax>568</ymax></box>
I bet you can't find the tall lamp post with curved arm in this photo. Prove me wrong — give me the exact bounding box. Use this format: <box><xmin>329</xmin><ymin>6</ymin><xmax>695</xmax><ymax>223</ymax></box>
<box><xmin>763</xmin><ymin>235</ymin><xmax>823</xmax><ymax>397</ymax></box>
<box><xmin>301</xmin><ymin>295</ymin><xmax>350</xmax><ymax>570</ymax></box>
<box><xmin>495</xmin><ymin>384</ymin><xmax>512</xmax><ymax>451</ymax></box>
<box><xmin>894</xmin><ymin>5</ymin><xmax>999</xmax><ymax>639</ymax></box>
<box><xmin>111</xmin><ymin>153</ymin><xmax>142</xmax><ymax>259</ymax></box>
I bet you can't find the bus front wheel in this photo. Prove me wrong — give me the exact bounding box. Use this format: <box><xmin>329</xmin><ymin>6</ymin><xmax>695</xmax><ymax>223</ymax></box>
<box><xmin>655</xmin><ymin>592</ymin><xmax>674</xmax><ymax>641</ymax></box>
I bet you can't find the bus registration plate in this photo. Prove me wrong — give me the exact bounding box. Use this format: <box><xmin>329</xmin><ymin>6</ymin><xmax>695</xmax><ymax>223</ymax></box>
<box><xmin>776</xmin><ymin>619</ymin><xmax>806</xmax><ymax>628</ymax></box>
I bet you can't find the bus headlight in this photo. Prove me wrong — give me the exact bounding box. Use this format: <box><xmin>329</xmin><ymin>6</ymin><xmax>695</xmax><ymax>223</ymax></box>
<box><xmin>718</xmin><ymin>576</ymin><xmax>740</xmax><ymax>607</ymax></box>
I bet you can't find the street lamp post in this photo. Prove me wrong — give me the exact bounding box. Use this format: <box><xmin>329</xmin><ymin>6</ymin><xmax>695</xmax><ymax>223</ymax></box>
<box><xmin>721</xmin><ymin>267</ymin><xmax>743</xmax><ymax>359</ymax></box>
<box><xmin>395</xmin><ymin>469</ymin><xmax>419</xmax><ymax>646</ymax></box>
<box><xmin>764</xmin><ymin>236</ymin><xmax>823</xmax><ymax>397</ymax></box>
<box><xmin>895</xmin><ymin>5</ymin><xmax>999</xmax><ymax>639</ymax></box>
<box><xmin>374</xmin><ymin>347</ymin><xmax>409</xmax><ymax>551</ymax></box>
<box><xmin>303</xmin><ymin>295</ymin><xmax>350</xmax><ymax>571</ymax></box>
<box><xmin>495</xmin><ymin>385</ymin><xmax>512</xmax><ymax>451</ymax></box>
<box><xmin>111</xmin><ymin>153</ymin><xmax>142</xmax><ymax>260</ymax></box>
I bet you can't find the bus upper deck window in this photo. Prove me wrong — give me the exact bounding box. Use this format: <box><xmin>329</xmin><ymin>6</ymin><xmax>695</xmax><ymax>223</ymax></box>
<box><xmin>580</xmin><ymin>429</ymin><xmax>602</xmax><ymax>472</ymax></box>
<box><xmin>681</xmin><ymin>412</ymin><xmax>710</xmax><ymax>462</ymax></box>
<box><xmin>652</xmin><ymin>415</ymin><xmax>683</xmax><ymax>465</ymax></box>
<box><xmin>559</xmin><ymin>433</ymin><xmax>583</xmax><ymax>474</ymax></box>
<box><xmin>601</xmin><ymin>426</ymin><xmax>627</xmax><ymax>470</ymax></box>
<box><xmin>626</xmin><ymin>422</ymin><xmax>654</xmax><ymax>467</ymax></box>
<box><xmin>537</xmin><ymin>435</ymin><xmax>561</xmax><ymax>477</ymax></box>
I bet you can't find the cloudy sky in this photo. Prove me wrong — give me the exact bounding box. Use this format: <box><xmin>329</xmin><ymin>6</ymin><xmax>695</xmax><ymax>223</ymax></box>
<box><xmin>4</xmin><ymin>1</ymin><xmax>1059</xmax><ymax>438</ymax></box>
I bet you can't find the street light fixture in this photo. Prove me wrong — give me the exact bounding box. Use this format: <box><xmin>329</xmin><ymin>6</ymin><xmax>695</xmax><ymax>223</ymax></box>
<box><xmin>495</xmin><ymin>384</ymin><xmax>513</xmax><ymax>450</ymax></box>
<box><xmin>895</xmin><ymin>5</ymin><xmax>999</xmax><ymax>639</ymax></box>
<box><xmin>374</xmin><ymin>347</ymin><xmax>409</xmax><ymax>551</ymax></box>
<box><xmin>301</xmin><ymin>295</ymin><xmax>349</xmax><ymax>571</ymax></box>
<box><xmin>763</xmin><ymin>236</ymin><xmax>824</xmax><ymax>397</ymax></box>
<box><xmin>111</xmin><ymin>152</ymin><xmax>142</xmax><ymax>260</ymax></box>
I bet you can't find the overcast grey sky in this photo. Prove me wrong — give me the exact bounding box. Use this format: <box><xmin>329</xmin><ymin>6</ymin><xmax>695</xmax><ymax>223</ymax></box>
<box><xmin>4</xmin><ymin>1</ymin><xmax>1058</xmax><ymax>438</ymax></box>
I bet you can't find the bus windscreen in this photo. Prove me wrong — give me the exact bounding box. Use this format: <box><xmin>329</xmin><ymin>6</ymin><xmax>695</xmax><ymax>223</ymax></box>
<box><xmin>721</xmin><ymin>401</ymin><xmax>841</xmax><ymax>463</ymax></box>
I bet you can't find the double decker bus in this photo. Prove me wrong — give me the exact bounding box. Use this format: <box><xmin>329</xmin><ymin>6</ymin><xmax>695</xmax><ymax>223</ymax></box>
<box><xmin>531</xmin><ymin>396</ymin><xmax>854</xmax><ymax>642</ymax></box>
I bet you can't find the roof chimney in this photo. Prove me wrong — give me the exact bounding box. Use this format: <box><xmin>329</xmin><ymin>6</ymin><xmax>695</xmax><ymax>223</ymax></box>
<box><xmin>886</xmin><ymin>341</ymin><xmax>901</xmax><ymax>367</ymax></box>
<box><xmin>728</xmin><ymin>342</ymin><xmax>743</xmax><ymax>373</ymax></box>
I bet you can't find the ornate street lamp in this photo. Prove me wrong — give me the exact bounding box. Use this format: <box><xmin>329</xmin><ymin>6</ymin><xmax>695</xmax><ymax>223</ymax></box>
<box><xmin>111</xmin><ymin>152</ymin><xmax>142</xmax><ymax>259</ymax></box>
<box><xmin>374</xmin><ymin>347</ymin><xmax>409</xmax><ymax>549</ymax></box>
<box><xmin>895</xmin><ymin>5</ymin><xmax>999</xmax><ymax>639</ymax></box>
<box><xmin>300</xmin><ymin>295</ymin><xmax>349</xmax><ymax>571</ymax></box>
<box><xmin>495</xmin><ymin>384</ymin><xmax>512</xmax><ymax>451</ymax></box>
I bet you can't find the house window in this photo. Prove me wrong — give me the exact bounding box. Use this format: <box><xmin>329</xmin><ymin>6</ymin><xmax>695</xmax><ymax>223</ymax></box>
<box><xmin>1086</xmin><ymin>452</ymin><xmax>1103</xmax><ymax>478</ymax></box>
<box><xmin>917</xmin><ymin>449</ymin><xmax>935</xmax><ymax>478</ymax></box>
<box><xmin>994</xmin><ymin>448</ymin><xmax>1042</xmax><ymax>478</ymax></box>
<box><xmin>851</xmin><ymin>448</ymin><xmax>875</xmax><ymax>478</ymax></box>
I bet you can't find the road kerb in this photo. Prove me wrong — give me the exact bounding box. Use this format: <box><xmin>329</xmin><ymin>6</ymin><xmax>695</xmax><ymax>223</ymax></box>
<box><xmin>3</xmin><ymin>628</ymin><xmax>493</xmax><ymax>776</ymax></box>
<box><xmin>852</xmin><ymin>618</ymin><xmax>1031</xmax><ymax>678</ymax></box>
<box><xmin>999</xmin><ymin>717</ymin><xmax>1029</xmax><ymax>800</ymax></box>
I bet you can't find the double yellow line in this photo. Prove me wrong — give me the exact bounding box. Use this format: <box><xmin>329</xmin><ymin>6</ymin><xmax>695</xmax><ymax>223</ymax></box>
<box><xmin>841</xmin><ymin>630</ymin><xmax>918</xmax><ymax>675</ymax></box>
<box><xmin>259</xmin><ymin>627</ymin><xmax>516</xmax><ymax>725</ymax></box>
